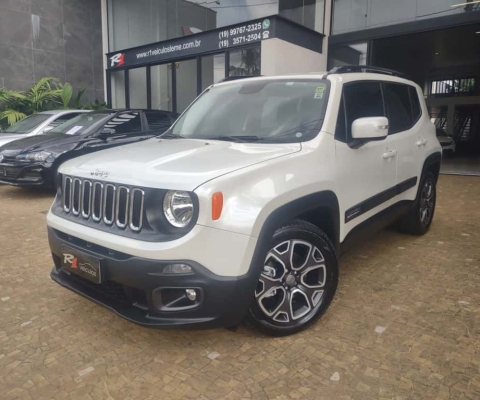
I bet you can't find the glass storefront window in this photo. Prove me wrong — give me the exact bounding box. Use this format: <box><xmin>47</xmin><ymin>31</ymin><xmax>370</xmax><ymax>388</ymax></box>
<box><xmin>212</xmin><ymin>0</ymin><xmax>278</xmax><ymax>27</ymax></box>
<box><xmin>175</xmin><ymin>59</ymin><xmax>198</xmax><ymax>113</ymax></box>
<box><xmin>201</xmin><ymin>54</ymin><xmax>225</xmax><ymax>91</ymax></box>
<box><xmin>229</xmin><ymin>48</ymin><xmax>261</xmax><ymax>77</ymax></box>
<box><xmin>108</xmin><ymin>0</ymin><xmax>327</xmax><ymax>52</ymax></box>
<box><xmin>151</xmin><ymin>64</ymin><xmax>172</xmax><ymax>111</ymax></box>
<box><xmin>111</xmin><ymin>70</ymin><xmax>126</xmax><ymax>108</ymax></box>
<box><xmin>332</xmin><ymin>0</ymin><xmax>368</xmax><ymax>35</ymax></box>
<box><xmin>332</xmin><ymin>0</ymin><xmax>480</xmax><ymax>35</ymax></box>
<box><xmin>129</xmin><ymin>67</ymin><xmax>148</xmax><ymax>109</ymax></box>
<box><xmin>279</xmin><ymin>0</ymin><xmax>325</xmax><ymax>32</ymax></box>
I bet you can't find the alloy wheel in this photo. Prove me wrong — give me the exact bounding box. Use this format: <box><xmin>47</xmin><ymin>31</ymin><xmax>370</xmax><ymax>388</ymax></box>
<box><xmin>419</xmin><ymin>179</ymin><xmax>435</xmax><ymax>227</ymax></box>
<box><xmin>255</xmin><ymin>240</ymin><xmax>327</xmax><ymax>324</ymax></box>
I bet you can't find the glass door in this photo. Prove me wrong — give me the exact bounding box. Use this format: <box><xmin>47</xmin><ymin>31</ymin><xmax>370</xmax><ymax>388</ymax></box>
<box><xmin>150</xmin><ymin>64</ymin><xmax>173</xmax><ymax>112</ymax></box>
<box><xmin>175</xmin><ymin>59</ymin><xmax>198</xmax><ymax>113</ymax></box>
<box><xmin>129</xmin><ymin>67</ymin><xmax>148</xmax><ymax>109</ymax></box>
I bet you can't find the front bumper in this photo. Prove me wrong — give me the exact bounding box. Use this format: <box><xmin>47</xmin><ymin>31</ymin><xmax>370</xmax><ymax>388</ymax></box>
<box><xmin>48</xmin><ymin>225</ymin><xmax>260</xmax><ymax>329</ymax></box>
<box><xmin>0</xmin><ymin>162</ymin><xmax>49</xmax><ymax>186</ymax></box>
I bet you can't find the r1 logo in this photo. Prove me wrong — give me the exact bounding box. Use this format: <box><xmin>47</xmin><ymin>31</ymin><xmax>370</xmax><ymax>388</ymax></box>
<box><xmin>63</xmin><ymin>253</ymin><xmax>78</xmax><ymax>269</ymax></box>
<box><xmin>110</xmin><ymin>53</ymin><xmax>125</xmax><ymax>67</ymax></box>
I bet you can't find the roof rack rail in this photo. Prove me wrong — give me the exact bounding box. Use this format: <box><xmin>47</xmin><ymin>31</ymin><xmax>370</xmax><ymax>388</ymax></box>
<box><xmin>325</xmin><ymin>65</ymin><xmax>407</xmax><ymax>79</ymax></box>
<box><xmin>218</xmin><ymin>75</ymin><xmax>260</xmax><ymax>83</ymax></box>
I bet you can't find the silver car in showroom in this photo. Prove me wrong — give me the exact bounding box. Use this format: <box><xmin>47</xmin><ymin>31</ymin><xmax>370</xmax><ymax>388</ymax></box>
<box><xmin>0</xmin><ymin>110</ymin><xmax>90</xmax><ymax>147</ymax></box>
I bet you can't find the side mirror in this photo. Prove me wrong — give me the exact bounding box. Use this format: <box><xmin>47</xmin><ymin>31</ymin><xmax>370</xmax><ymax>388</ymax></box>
<box><xmin>97</xmin><ymin>127</ymin><xmax>115</xmax><ymax>140</ymax></box>
<box><xmin>43</xmin><ymin>126</ymin><xmax>54</xmax><ymax>133</ymax></box>
<box><xmin>350</xmin><ymin>117</ymin><xmax>389</xmax><ymax>148</ymax></box>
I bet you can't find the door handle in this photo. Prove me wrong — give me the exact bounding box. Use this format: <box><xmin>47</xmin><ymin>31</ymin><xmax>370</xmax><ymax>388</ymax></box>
<box><xmin>382</xmin><ymin>150</ymin><xmax>397</xmax><ymax>159</ymax></box>
<box><xmin>416</xmin><ymin>139</ymin><xmax>428</xmax><ymax>147</ymax></box>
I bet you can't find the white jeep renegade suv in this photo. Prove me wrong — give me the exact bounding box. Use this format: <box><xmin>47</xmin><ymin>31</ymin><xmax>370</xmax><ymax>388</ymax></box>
<box><xmin>47</xmin><ymin>66</ymin><xmax>442</xmax><ymax>336</ymax></box>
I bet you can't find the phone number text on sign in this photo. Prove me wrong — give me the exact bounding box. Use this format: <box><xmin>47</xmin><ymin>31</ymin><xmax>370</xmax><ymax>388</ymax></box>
<box><xmin>232</xmin><ymin>33</ymin><xmax>262</xmax><ymax>45</ymax></box>
<box><xmin>217</xmin><ymin>19</ymin><xmax>270</xmax><ymax>49</ymax></box>
<box><xmin>218</xmin><ymin>22</ymin><xmax>262</xmax><ymax>40</ymax></box>
<box><xmin>230</xmin><ymin>22</ymin><xmax>262</xmax><ymax>36</ymax></box>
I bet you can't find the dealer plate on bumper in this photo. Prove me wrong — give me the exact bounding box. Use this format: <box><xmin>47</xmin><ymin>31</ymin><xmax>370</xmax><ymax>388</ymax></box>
<box><xmin>61</xmin><ymin>245</ymin><xmax>101</xmax><ymax>284</ymax></box>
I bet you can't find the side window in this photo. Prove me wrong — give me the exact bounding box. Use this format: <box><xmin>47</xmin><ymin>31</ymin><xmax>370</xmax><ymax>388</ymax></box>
<box><xmin>409</xmin><ymin>86</ymin><xmax>422</xmax><ymax>122</ymax></box>
<box><xmin>103</xmin><ymin>112</ymin><xmax>142</xmax><ymax>135</ymax></box>
<box><xmin>343</xmin><ymin>81</ymin><xmax>385</xmax><ymax>140</ymax></box>
<box><xmin>145</xmin><ymin>112</ymin><xmax>173</xmax><ymax>132</ymax></box>
<box><xmin>384</xmin><ymin>83</ymin><xmax>413</xmax><ymax>134</ymax></box>
<box><xmin>334</xmin><ymin>95</ymin><xmax>347</xmax><ymax>143</ymax></box>
<box><xmin>46</xmin><ymin>113</ymin><xmax>80</xmax><ymax>129</ymax></box>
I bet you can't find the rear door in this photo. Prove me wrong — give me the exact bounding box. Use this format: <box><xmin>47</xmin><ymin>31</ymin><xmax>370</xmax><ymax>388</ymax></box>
<box><xmin>384</xmin><ymin>83</ymin><xmax>423</xmax><ymax>200</ymax></box>
<box><xmin>334</xmin><ymin>81</ymin><xmax>397</xmax><ymax>239</ymax></box>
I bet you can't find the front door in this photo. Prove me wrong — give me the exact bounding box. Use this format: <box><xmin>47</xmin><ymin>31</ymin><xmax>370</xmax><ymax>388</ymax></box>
<box><xmin>85</xmin><ymin>112</ymin><xmax>148</xmax><ymax>151</ymax></box>
<box><xmin>334</xmin><ymin>81</ymin><xmax>397</xmax><ymax>241</ymax></box>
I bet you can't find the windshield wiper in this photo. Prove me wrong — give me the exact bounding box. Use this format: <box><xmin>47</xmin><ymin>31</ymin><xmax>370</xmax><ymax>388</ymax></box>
<box><xmin>205</xmin><ymin>135</ymin><xmax>261</xmax><ymax>143</ymax></box>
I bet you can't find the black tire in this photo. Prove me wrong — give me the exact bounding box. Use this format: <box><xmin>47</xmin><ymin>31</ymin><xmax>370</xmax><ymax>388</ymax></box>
<box><xmin>246</xmin><ymin>219</ymin><xmax>339</xmax><ymax>336</ymax></box>
<box><xmin>398</xmin><ymin>172</ymin><xmax>436</xmax><ymax>235</ymax></box>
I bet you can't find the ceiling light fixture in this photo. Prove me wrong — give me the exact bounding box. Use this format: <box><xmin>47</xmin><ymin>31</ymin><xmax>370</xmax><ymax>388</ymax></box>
<box><xmin>451</xmin><ymin>0</ymin><xmax>480</xmax><ymax>7</ymax></box>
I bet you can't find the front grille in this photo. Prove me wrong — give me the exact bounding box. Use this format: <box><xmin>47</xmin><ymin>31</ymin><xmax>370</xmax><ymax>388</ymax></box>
<box><xmin>63</xmin><ymin>176</ymin><xmax>145</xmax><ymax>232</ymax></box>
<box><xmin>70</xmin><ymin>274</ymin><xmax>130</xmax><ymax>304</ymax></box>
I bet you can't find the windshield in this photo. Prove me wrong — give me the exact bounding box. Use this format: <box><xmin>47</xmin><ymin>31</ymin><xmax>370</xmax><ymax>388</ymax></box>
<box><xmin>49</xmin><ymin>113</ymin><xmax>113</xmax><ymax>135</ymax></box>
<box><xmin>171</xmin><ymin>79</ymin><xmax>330</xmax><ymax>143</ymax></box>
<box><xmin>2</xmin><ymin>114</ymin><xmax>52</xmax><ymax>134</ymax></box>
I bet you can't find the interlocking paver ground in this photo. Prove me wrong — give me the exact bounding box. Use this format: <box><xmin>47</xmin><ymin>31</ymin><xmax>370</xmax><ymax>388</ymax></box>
<box><xmin>0</xmin><ymin>175</ymin><xmax>479</xmax><ymax>400</ymax></box>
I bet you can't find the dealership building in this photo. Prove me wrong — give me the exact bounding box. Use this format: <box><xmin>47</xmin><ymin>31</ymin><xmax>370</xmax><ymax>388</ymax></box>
<box><xmin>0</xmin><ymin>0</ymin><xmax>479</xmax><ymax>172</ymax></box>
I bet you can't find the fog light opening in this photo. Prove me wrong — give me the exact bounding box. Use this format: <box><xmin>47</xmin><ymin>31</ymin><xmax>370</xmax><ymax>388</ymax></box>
<box><xmin>185</xmin><ymin>289</ymin><xmax>197</xmax><ymax>301</ymax></box>
<box><xmin>163</xmin><ymin>263</ymin><xmax>193</xmax><ymax>274</ymax></box>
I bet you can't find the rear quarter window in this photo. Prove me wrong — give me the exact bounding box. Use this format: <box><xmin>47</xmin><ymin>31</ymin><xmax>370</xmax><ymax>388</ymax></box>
<box><xmin>384</xmin><ymin>83</ymin><xmax>413</xmax><ymax>134</ymax></box>
<box><xmin>409</xmin><ymin>86</ymin><xmax>422</xmax><ymax>122</ymax></box>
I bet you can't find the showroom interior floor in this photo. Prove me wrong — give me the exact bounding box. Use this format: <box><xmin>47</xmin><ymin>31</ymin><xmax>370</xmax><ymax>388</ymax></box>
<box><xmin>440</xmin><ymin>155</ymin><xmax>480</xmax><ymax>176</ymax></box>
<box><xmin>0</xmin><ymin>175</ymin><xmax>479</xmax><ymax>400</ymax></box>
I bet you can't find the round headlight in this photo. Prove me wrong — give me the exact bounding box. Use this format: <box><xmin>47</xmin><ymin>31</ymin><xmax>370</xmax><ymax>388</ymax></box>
<box><xmin>163</xmin><ymin>190</ymin><xmax>194</xmax><ymax>228</ymax></box>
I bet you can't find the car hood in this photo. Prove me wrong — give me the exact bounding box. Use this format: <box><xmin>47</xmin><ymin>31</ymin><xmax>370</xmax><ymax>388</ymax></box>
<box><xmin>0</xmin><ymin>133</ymin><xmax>82</xmax><ymax>156</ymax></box>
<box><xmin>0</xmin><ymin>133</ymin><xmax>29</xmax><ymax>148</ymax></box>
<box><xmin>59</xmin><ymin>138</ymin><xmax>301</xmax><ymax>191</ymax></box>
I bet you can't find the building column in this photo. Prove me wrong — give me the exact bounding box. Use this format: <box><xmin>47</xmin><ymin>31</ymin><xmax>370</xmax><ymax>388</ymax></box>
<box><xmin>322</xmin><ymin>0</ymin><xmax>332</xmax><ymax>69</ymax></box>
<box><xmin>446</xmin><ymin>104</ymin><xmax>455</xmax><ymax>136</ymax></box>
<box><xmin>101</xmin><ymin>0</ymin><xmax>109</xmax><ymax>101</ymax></box>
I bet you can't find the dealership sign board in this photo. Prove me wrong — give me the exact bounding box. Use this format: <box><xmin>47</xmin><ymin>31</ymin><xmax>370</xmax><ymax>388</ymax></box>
<box><xmin>107</xmin><ymin>15</ymin><xmax>324</xmax><ymax>70</ymax></box>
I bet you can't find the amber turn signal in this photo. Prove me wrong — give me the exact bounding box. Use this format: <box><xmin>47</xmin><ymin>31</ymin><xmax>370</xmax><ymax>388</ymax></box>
<box><xmin>212</xmin><ymin>192</ymin><xmax>223</xmax><ymax>220</ymax></box>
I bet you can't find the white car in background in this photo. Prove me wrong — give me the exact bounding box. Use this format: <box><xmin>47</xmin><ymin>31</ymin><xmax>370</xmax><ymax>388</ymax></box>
<box><xmin>0</xmin><ymin>110</ymin><xmax>90</xmax><ymax>147</ymax></box>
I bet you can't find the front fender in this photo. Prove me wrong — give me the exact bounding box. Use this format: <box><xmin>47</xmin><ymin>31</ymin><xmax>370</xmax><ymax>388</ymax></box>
<box><xmin>194</xmin><ymin>135</ymin><xmax>338</xmax><ymax>240</ymax></box>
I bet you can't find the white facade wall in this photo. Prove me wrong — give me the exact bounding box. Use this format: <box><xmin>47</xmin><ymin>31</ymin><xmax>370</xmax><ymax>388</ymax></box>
<box><xmin>261</xmin><ymin>38</ymin><xmax>328</xmax><ymax>76</ymax></box>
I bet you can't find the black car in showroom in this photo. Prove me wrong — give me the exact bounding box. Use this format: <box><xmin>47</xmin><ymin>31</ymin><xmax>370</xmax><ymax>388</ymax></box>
<box><xmin>0</xmin><ymin>109</ymin><xmax>177</xmax><ymax>188</ymax></box>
